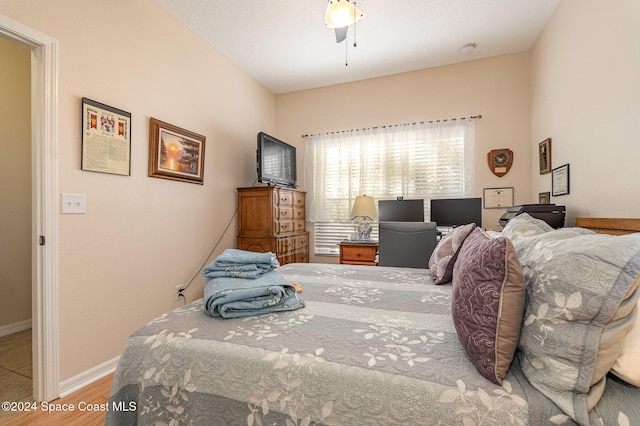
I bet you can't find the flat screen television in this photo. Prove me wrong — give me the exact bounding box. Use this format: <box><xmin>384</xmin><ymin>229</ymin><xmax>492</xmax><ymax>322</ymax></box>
<box><xmin>378</xmin><ymin>199</ymin><xmax>425</xmax><ymax>222</ymax></box>
<box><xmin>430</xmin><ymin>197</ymin><xmax>482</xmax><ymax>227</ymax></box>
<box><xmin>257</xmin><ymin>132</ymin><xmax>297</xmax><ymax>187</ymax></box>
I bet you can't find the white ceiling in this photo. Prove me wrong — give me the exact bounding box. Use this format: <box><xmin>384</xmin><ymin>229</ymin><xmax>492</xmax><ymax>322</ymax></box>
<box><xmin>152</xmin><ymin>0</ymin><xmax>560</xmax><ymax>94</ymax></box>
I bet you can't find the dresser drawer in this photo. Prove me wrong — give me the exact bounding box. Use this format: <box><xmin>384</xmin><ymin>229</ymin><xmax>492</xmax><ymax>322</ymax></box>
<box><xmin>293</xmin><ymin>206</ymin><xmax>305</xmax><ymax>220</ymax></box>
<box><xmin>294</xmin><ymin>248</ymin><xmax>308</xmax><ymax>263</ymax></box>
<box><xmin>294</xmin><ymin>233</ymin><xmax>309</xmax><ymax>250</ymax></box>
<box><xmin>275</xmin><ymin>220</ymin><xmax>295</xmax><ymax>235</ymax></box>
<box><xmin>276</xmin><ymin>206</ymin><xmax>293</xmax><ymax>220</ymax></box>
<box><xmin>277</xmin><ymin>236</ymin><xmax>295</xmax><ymax>254</ymax></box>
<box><xmin>279</xmin><ymin>248</ymin><xmax>309</xmax><ymax>265</ymax></box>
<box><xmin>293</xmin><ymin>191</ymin><xmax>305</xmax><ymax>207</ymax></box>
<box><xmin>294</xmin><ymin>219</ymin><xmax>305</xmax><ymax>232</ymax></box>
<box><xmin>276</xmin><ymin>190</ymin><xmax>293</xmax><ymax>206</ymax></box>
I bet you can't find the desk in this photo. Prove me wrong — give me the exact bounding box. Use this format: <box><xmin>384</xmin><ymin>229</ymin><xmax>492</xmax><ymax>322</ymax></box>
<box><xmin>339</xmin><ymin>242</ymin><xmax>378</xmax><ymax>266</ymax></box>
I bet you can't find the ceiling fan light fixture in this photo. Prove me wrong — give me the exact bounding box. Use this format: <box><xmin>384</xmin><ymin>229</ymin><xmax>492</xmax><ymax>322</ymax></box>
<box><xmin>325</xmin><ymin>0</ymin><xmax>365</xmax><ymax>28</ymax></box>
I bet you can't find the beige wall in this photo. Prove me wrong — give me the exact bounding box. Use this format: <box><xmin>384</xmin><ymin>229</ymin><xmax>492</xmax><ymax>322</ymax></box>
<box><xmin>276</xmin><ymin>54</ymin><xmax>532</xmax><ymax>262</ymax></box>
<box><xmin>0</xmin><ymin>36</ymin><xmax>31</xmax><ymax>329</ymax></box>
<box><xmin>530</xmin><ymin>0</ymin><xmax>640</xmax><ymax>222</ymax></box>
<box><xmin>0</xmin><ymin>0</ymin><xmax>275</xmax><ymax>380</ymax></box>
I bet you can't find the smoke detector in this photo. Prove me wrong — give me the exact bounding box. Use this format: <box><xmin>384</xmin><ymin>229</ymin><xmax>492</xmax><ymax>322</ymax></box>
<box><xmin>460</xmin><ymin>43</ymin><xmax>477</xmax><ymax>55</ymax></box>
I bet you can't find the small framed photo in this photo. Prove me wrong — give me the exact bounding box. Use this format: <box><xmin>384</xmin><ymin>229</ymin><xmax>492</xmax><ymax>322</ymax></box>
<box><xmin>551</xmin><ymin>163</ymin><xmax>570</xmax><ymax>196</ymax></box>
<box><xmin>148</xmin><ymin>118</ymin><xmax>206</xmax><ymax>184</ymax></box>
<box><xmin>539</xmin><ymin>191</ymin><xmax>551</xmax><ymax>204</ymax></box>
<box><xmin>483</xmin><ymin>187</ymin><xmax>514</xmax><ymax>209</ymax></box>
<box><xmin>538</xmin><ymin>138</ymin><xmax>551</xmax><ymax>174</ymax></box>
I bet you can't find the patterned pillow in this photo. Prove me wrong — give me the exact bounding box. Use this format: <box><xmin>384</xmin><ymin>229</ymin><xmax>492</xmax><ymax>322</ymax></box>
<box><xmin>501</xmin><ymin>213</ymin><xmax>553</xmax><ymax>241</ymax></box>
<box><xmin>451</xmin><ymin>228</ymin><xmax>526</xmax><ymax>385</ymax></box>
<box><xmin>428</xmin><ymin>223</ymin><xmax>476</xmax><ymax>284</ymax></box>
<box><xmin>513</xmin><ymin>232</ymin><xmax>640</xmax><ymax>424</ymax></box>
<box><xmin>610</xmin><ymin>298</ymin><xmax>640</xmax><ymax>385</ymax></box>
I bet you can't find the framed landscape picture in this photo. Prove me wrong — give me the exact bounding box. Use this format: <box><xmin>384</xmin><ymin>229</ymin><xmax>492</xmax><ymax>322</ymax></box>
<box><xmin>148</xmin><ymin>118</ymin><xmax>206</xmax><ymax>184</ymax></box>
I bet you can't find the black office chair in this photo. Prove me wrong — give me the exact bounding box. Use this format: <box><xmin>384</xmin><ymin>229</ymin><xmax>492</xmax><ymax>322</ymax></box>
<box><xmin>377</xmin><ymin>221</ymin><xmax>438</xmax><ymax>268</ymax></box>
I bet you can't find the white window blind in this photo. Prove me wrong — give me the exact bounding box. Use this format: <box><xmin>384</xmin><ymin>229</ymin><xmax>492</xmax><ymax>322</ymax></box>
<box><xmin>304</xmin><ymin>119</ymin><xmax>475</xmax><ymax>256</ymax></box>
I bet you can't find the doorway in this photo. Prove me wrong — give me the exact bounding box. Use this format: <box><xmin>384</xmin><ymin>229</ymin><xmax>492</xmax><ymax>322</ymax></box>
<box><xmin>0</xmin><ymin>14</ymin><xmax>59</xmax><ymax>402</ymax></box>
<box><xmin>0</xmin><ymin>36</ymin><xmax>32</xmax><ymax>419</ymax></box>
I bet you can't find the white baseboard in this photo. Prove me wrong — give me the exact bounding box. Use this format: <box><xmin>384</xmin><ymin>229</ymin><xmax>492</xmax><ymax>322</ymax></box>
<box><xmin>0</xmin><ymin>319</ymin><xmax>32</xmax><ymax>337</ymax></box>
<box><xmin>59</xmin><ymin>355</ymin><xmax>120</xmax><ymax>397</ymax></box>
<box><xmin>0</xmin><ymin>319</ymin><xmax>120</xmax><ymax>399</ymax></box>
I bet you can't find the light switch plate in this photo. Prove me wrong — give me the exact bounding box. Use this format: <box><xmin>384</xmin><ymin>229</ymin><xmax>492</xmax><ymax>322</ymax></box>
<box><xmin>61</xmin><ymin>193</ymin><xmax>86</xmax><ymax>214</ymax></box>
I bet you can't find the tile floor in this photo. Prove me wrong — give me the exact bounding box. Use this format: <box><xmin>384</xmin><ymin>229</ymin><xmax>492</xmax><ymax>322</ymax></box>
<box><xmin>0</xmin><ymin>330</ymin><xmax>32</xmax><ymax>423</ymax></box>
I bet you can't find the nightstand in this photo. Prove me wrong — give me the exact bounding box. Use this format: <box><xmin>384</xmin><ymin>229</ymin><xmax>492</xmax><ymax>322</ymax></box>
<box><xmin>339</xmin><ymin>242</ymin><xmax>379</xmax><ymax>266</ymax></box>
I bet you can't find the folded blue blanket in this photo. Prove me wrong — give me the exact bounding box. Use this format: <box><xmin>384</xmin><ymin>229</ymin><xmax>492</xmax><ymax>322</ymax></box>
<box><xmin>202</xmin><ymin>249</ymin><xmax>280</xmax><ymax>279</ymax></box>
<box><xmin>204</xmin><ymin>270</ymin><xmax>305</xmax><ymax>319</ymax></box>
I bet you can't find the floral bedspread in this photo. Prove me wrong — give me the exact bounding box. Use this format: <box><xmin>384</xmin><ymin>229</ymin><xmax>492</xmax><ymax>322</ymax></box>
<box><xmin>106</xmin><ymin>263</ymin><xmax>639</xmax><ymax>426</ymax></box>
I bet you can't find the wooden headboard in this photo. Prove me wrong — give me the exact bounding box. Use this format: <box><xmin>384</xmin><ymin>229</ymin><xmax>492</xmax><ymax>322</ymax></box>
<box><xmin>575</xmin><ymin>218</ymin><xmax>640</xmax><ymax>235</ymax></box>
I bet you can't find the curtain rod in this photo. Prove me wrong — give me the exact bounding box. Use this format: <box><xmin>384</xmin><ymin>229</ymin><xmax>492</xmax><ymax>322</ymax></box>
<box><xmin>301</xmin><ymin>114</ymin><xmax>482</xmax><ymax>138</ymax></box>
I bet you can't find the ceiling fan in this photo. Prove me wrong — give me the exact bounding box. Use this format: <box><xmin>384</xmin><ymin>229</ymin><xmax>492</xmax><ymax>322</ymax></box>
<box><xmin>324</xmin><ymin>0</ymin><xmax>365</xmax><ymax>44</ymax></box>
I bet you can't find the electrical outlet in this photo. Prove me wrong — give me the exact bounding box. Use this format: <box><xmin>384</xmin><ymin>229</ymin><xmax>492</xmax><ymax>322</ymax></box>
<box><xmin>175</xmin><ymin>285</ymin><xmax>185</xmax><ymax>301</ymax></box>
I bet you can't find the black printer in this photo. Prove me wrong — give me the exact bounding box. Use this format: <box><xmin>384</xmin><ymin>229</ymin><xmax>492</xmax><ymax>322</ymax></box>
<box><xmin>499</xmin><ymin>204</ymin><xmax>566</xmax><ymax>229</ymax></box>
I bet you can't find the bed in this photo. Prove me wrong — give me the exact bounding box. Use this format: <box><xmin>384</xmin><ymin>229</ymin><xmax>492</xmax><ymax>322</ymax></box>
<box><xmin>106</xmin><ymin>216</ymin><xmax>640</xmax><ymax>426</ymax></box>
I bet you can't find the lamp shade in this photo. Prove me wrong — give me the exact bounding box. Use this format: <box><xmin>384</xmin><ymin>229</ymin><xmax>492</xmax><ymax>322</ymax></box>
<box><xmin>350</xmin><ymin>195</ymin><xmax>377</xmax><ymax>220</ymax></box>
<box><xmin>325</xmin><ymin>0</ymin><xmax>365</xmax><ymax>29</ymax></box>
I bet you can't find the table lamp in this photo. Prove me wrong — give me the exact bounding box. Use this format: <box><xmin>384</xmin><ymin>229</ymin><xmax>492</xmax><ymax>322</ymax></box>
<box><xmin>350</xmin><ymin>195</ymin><xmax>377</xmax><ymax>240</ymax></box>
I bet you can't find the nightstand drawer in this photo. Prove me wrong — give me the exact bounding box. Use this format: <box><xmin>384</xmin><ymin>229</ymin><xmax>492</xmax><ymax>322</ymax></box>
<box><xmin>339</xmin><ymin>242</ymin><xmax>379</xmax><ymax>266</ymax></box>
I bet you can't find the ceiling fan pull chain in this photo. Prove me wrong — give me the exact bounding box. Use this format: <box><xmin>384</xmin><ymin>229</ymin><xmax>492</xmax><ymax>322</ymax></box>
<box><xmin>346</xmin><ymin>0</ymin><xmax>357</xmax><ymax>65</ymax></box>
<box><xmin>345</xmin><ymin>38</ymin><xmax>349</xmax><ymax>66</ymax></box>
<box><xmin>353</xmin><ymin>0</ymin><xmax>357</xmax><ymax>47</ymax></box>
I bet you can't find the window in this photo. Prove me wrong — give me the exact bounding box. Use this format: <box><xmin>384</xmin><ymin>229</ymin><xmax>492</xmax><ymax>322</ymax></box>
<box><xmin>304</xmin><ymin>119</ymin><xmax>475</xmax><ymax>255</ymax></box>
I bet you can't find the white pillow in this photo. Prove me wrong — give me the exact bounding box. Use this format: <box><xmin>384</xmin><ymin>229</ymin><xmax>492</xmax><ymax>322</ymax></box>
<box><xmin>500</xmin><ymin>213</ymin><xmax>553</xmax><ymax>241</ymax></box>
<box><xmin>611</xmin><ymin>297</ymin><xmax>640</xmax><ymax>386</ymax></box>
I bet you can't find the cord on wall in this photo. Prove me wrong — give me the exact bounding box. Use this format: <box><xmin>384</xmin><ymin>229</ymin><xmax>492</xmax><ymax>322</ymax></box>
<box><xmin>177</xmin><ymin>207</ymin><xmax>238</xmax><ymax>304</ymax></box>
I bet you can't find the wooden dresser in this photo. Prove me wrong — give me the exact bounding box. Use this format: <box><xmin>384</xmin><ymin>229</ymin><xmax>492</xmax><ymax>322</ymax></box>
<box><xmin>237</xmin><ymin>186</ymin><xmax>309</xmax><ymax>265</ymax></box>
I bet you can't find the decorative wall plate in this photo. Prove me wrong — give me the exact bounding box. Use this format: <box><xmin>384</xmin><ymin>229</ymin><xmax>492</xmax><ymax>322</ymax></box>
<box><xmin>487</xmin><ymin>149</ymin><xmax>513</xmax><ymax>177</ymax></box>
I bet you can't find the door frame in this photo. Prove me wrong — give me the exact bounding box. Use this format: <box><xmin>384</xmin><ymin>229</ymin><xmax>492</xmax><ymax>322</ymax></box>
<box><xmin>0</xmin><ymin>14</ymin><xmax>59</xmax><ymax>402</ymax></box>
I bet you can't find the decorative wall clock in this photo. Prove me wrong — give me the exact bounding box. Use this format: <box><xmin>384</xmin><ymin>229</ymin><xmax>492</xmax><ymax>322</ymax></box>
<box><xmin>487</xmin><ymin>149</ymin><xmax>513</xmax><ymax>177</ymax></box>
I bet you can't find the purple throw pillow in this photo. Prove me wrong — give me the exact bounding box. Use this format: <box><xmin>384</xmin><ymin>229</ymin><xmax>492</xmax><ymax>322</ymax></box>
<box><xmin>428</xmin><ymin>223</ymin><xmax>476</xmax><ymax>284</ymax></box>
<box><xmin>451</xmin><ymin>228</ymin><xmax>526</xmax><ymax>385</ymax></box>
